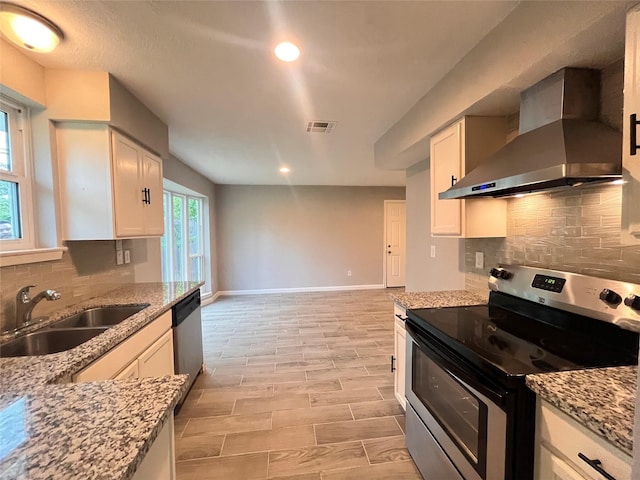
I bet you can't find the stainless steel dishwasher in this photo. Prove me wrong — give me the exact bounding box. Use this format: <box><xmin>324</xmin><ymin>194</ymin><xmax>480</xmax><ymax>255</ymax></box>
<box><xmin>172</xmin><ymin>289</ymin><xmax>203</xmax><ymax>405</ymax></box>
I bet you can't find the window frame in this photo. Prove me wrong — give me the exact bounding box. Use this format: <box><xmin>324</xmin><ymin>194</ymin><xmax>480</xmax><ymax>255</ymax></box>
<box><xmin>187</xmin><ymin>196</ymin><xmax>205</xmax><ymax>285</ymax></box>
<box><xmin>0</xmin><ymin>96</ymin><xmax>35</xmax><ymax>251</ymax></box>
<box><xmin>161</xmin><ymin>185</ymin><xmax>210</xmax><ymax>294</ymax></box>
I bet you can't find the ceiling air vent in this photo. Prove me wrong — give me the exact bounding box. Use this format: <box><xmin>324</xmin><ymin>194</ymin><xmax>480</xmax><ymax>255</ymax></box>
<box><xmin>306</xmin><ymin>120</ymin><xmax>336</xmax><ymax>134</ymax></box>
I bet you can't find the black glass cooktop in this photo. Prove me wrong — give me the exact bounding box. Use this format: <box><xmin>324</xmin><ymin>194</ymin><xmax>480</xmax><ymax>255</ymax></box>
<box><xmin>407</xmin><ymin>291</ymin><xmax>639</xmax><ymax>379</ymax></box>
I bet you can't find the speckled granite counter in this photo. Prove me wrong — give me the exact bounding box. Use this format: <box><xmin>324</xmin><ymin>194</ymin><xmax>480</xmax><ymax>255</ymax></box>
<box><xmin>0</xmin><ymin>281</ymin><xmax>201</xmax><ymax>480</ymax></box>
<box><xmin>1</xmin><ymin>282</ymin><xmax>201</xmax><ymax>389</ymax></box>
<box><xmin>0</xmin><ymin>376</ymin><xmax>188</xmax><ymax>480</ymax></box>
<box><xmin>390</xmin><ymin>290</ymin><xmax>488</xmax><ymax>310</ymax></box>
<box><xmin>526</xmin><ymin>366</ymin><xmax>636</xmax><ymax>455</ymax></box>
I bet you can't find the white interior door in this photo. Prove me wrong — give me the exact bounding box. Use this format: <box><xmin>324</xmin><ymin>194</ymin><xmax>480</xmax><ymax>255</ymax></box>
<box><xmin>385</xmin><ymin>200</ymin><xmax>406</xmax><ymax>287</ymax></box>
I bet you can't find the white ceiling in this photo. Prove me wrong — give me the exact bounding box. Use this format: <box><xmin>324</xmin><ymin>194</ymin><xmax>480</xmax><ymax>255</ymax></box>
<box><xmin>15</xmin><ymin>0</ymin><xmax>521</xmax><ymax>186</ymax></box>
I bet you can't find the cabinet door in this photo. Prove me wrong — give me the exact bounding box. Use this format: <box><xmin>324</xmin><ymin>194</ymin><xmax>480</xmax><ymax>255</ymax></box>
<box><xmin>142</xmin><ymin>151</ymin><xmax>164</xmax><ymax>235</ymax></box>
<box><xmin>430</xmin><ymin>121</ymin><xmax>462</xmax><ymax>235</ymax></box>
<box><xmin>537</xmin><ymin>445</ymin><xmax>587</xmax><ymax>480</ymax></box>
<box><xmin>114</xmin><ymin>359</ymin><xmax>139</xmax><ymax>380</ymax></box>
<box><xmin>394</xmin><ymin>320</ymin><xmax>407</xmax><ymax>410</ymax></box>
<box><xmin>112</xmin><ymin>132</ymin><xmax>145</xmax><ymax>237</ymax></box>
<box><xmin>622</xmin><ymin>5</ymin><xmax>640</xmax><ymax>244</ymax></box>
<box><xmin>132</xmin><ymin>416</ymin><xmax>176</xmax><ymax>480</ymax></box>
<box><xmin>138</xmin><ymin>329</ymin><xmax>175</xmax><ymax>378</ymax></box>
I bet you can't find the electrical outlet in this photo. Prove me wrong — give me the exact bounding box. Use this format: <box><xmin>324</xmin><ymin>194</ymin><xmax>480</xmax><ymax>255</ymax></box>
<box><xmin>116</xmin><ymin>250</ymin><xmax>124</xmax><ymax>265</ymax></box>
<box><xmin>475</xmin><ymin>252</ymin><xmax>484</xmax><ymax>269</ymax></box>
<box><xmin>347</xmin><ymin>270</ymin><xmax>352</xmax><ymax>277</ymax></box>
<box><xmin>430</xmin><ymin>245</ymin><xmax>436</xmax><ymax>258</ymax></box>
<box><xmin>124</xmin><ymin>250</ymin><xmax>131</xmax><ymax>264</ymax></box>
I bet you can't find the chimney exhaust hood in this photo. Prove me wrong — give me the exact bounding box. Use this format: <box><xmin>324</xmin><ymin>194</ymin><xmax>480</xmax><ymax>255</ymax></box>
<box><xmin>439</xmin><ymin>68</ymin><xmax>622</xmax><ymax>200</ymax></box>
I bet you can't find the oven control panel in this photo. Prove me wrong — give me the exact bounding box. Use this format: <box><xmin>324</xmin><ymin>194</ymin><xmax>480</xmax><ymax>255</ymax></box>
<box><xmin>488</xmin><ymin>265</ymin><xmax>640</xmax><ymax>331</ymax></box>
<box><xmin>532</xmin><ymin>274</ymin><xmax>566</xmax><ymax>293</ymax></box>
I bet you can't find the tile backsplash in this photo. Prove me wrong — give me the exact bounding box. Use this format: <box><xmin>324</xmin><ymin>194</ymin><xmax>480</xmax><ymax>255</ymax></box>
<box><xmin>465</xmin><ymin>183</ymin><xmax>639</xmax><ymax>294</ymax></box>
<box><xmin>0</xmin><ymin>241</ymin><xmax>135</xmax><ymax>331</ymax></box>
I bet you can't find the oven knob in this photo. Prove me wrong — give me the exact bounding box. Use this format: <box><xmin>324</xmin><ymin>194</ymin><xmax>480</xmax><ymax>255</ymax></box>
<box><xmin>624</xmin><ymin>294</ymin><xmax>640</xmax><ymax>311</ymax></box>
<box><xmin>498</xmin><ymin>269</ymin><xmax>513</xmax><ymax>280</ymax></box>
<box><xmin>599</xmin><ymin>289</ymin><xmax>622</xmax><ymax>306</ymax></box>
<box><xmin>490</xmin><ymin>268</ymin><xmax>512</xmax><ymax>280</ymax></box>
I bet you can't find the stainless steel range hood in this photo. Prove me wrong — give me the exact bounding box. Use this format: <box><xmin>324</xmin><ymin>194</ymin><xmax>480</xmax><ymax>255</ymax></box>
<box><xmin>439</xmin><ymin>68</ymin><xmax>622</xmax><ymax>199</ymax></box>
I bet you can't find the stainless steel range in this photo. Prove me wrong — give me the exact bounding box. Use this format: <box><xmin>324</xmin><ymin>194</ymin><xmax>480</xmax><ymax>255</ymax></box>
<box><xmin>405</xmin><ymin>265</ymin><xmax>640</xmax><ymax>480</ymax></box>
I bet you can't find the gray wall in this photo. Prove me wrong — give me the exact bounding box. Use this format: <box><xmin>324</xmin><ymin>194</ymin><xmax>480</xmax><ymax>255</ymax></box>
<box><xmin>405</xmin><ymin>161</ymin><xmax>466</xmax><ymax>292</ymax></box>
<box><xmin>215</xmin><ymin>186</ymin><xmax>405</xmax><ymax>291</ymax></box>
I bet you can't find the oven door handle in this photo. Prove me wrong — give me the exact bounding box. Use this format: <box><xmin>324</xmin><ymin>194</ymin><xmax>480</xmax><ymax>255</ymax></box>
<box><xmin>407</xmin><ymin>322</ymin><xmax>510</xmax><ymax>407</ymax></box>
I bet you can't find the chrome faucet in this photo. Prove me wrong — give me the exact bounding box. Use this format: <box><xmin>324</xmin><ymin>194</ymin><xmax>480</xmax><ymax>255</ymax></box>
<box><xmin>16</xmin><ymin>285</ymin><xmax>61</xmax><ymax>328</ymax></box>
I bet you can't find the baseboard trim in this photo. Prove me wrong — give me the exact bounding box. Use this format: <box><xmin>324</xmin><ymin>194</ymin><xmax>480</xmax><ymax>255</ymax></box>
<box><xmin>202</xmin><ymin>291</ymin><xmax>222</xmax><ymax>304</ymax></box>
<box><xmin>217</xmin><ymin>284</ymin><xmax>385</xmax><ymax>296</ymax></box>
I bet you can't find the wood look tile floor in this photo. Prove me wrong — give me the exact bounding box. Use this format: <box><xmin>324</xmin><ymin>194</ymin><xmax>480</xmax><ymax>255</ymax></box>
<box><xmin>174</xmin><ymin>289</ymin><xmax>422</xmax><ymax>480</ymax></box>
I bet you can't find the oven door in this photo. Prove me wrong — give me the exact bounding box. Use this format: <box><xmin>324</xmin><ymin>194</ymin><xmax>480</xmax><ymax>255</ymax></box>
<box><xmin>405</xmin><ymin>322</ymin><xmax>509</xmax><ymax>480</ymax></box>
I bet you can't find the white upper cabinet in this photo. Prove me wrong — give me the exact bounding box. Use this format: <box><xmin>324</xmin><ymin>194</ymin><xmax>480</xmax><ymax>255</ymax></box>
<box><xmin>57</xmin><ymin>123</ymin><xmax>164</xmax><ymax>240</ymax></box>
<box><xmin>622</xmin><ymin>5</ymin><xmax>640</xmax><ymax>244</ymax></box>
<box><xmin>111</xmin><ymin>132</ymin><xmax>164</xmax><ymax>237</ymax></box>
<box><xmin>430</xmin><ymin>116</ymin><xmax>507</xmax><ymax>238</ymax></box>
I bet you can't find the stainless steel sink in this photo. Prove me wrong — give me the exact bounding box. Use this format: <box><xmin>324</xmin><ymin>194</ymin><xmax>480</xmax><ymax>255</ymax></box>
<box><xmin>48</xmin><ymin>305</ymin><xmax>148</xmax><ymax>329</ymax></box>
<box><xmin>0</xmin><ymin>328</ymin><xmax>107</xmax><ymax>357</ymax></box>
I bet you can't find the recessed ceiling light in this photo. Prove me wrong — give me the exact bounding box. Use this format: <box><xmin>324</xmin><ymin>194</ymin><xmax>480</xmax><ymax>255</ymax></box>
<box><xmin>274</xmin><ymin>42</ymin><xmax>300</xmax><ymax>62</ymax></box>
<box><xmin>279</xmin><ymin>167</ymin><xmax>290</xmax><ymax>173</ymax></box>
<box><xmin>0</xmin><ymin>3</ymin><xmax>63</xmax><ymax>53</ymax></box>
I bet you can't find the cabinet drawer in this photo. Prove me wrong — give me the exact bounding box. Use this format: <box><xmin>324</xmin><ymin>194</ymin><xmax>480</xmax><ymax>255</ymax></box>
<box><xmin>537</xmin><ymin>400</ymin><xmax>631</xmax><ymax>480</ymax></box>
<box><xmin>393</xmin><ymin>303</ymin><xmax>407</xmax><ymax>323</ymax></box>
<box><xmin>74</xmin><ymin>310</ymin><xmax>171</xmax><ymax>382</ymax></box>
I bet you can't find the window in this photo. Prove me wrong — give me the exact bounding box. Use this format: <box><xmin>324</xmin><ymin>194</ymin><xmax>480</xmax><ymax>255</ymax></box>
<box><xmin>0</xmin><ymin>97</ymin><xmax>34</xmax><ymax>250</ymax></box>
<box><xmin>161</xmin><ymin>187</ymin><xmax>208</xmax><ymax>293</ymax></box>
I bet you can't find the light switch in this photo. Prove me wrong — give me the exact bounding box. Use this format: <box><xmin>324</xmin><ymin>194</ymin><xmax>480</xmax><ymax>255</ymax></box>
<box><xmin>430</xmin><ymin>245</ymin><xmax>436</xmax><ymax>258</ymax></box>
<box><xmin>475</xmin><ymin>252</ymin><xmax>484</xmax><ymax>269</ymax></box>
<box><xmin>116</xmin><ymin>250</ymin><xmax>124</xmax><ymax>265</ymax></box>
<box><xmin>124</xmin><ymin>250</ymin><xmax>131</xmax><ymax>264</ymax></box>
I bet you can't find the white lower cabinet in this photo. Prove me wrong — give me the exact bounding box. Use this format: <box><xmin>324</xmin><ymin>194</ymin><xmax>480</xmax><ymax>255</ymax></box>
<box><xmin>131</xmin><ymin>416</ymin><xmax>176</xmax><ymax>480</ymax></box>
<box><xmin>393</xmin><ymin>302</ymin><xmax>407</xmax><ymax>410</ymax></box>
<box><xmin>138</xmin><ymin>330</ymin><xmax>174</xmax><ymax>378</ymax></box>
<box><xmin>73</xmin><ymin>311</ymin><xmax>174</xmax><ymax>382</ymax></box>
<box><xmin>114</xmin><ymin>358</ymin><xmax>139</xmax><ymax>380</ymax></box>
<box><xmin>535</xmin><ymin>399</ymin><xmax>632</xmax><ymax>480</ymax></box>
<box><xmin>74</xmin><ymin>310</ymin><xmax>176</xmax><ymax>480</ymax></box>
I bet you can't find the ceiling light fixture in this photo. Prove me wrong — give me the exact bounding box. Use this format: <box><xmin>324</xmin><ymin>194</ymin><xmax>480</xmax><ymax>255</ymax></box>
<box><xmin>274</xmin><ymin>42</ymin><xmax>300</xmax><ymax>62</ymax></box>
<box><xmin>279</xmin><ymin>167</ymin><xmax>290</xmax><ymax>173</ymax></box>
<box><xmin>0</xmin><ymin>3</ymin><xmax>63</xmax><ymax>53</ymax></box>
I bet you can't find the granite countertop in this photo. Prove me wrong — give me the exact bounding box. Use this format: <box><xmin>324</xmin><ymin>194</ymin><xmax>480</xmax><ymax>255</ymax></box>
<box><xmin>0</xmin><ymin>281</ymin><xmax>201</xmax><ymax>480</ymax></box>
<box><xmin>0</xmin><ymin>376</ymin><xmax>188</xmax><ymax>480</ymax></box>
<box><xmin>526</xmin><ymin>366</ymin><xmax>637</xmax><ymax>456</ymax></box>
<box><xmin>1</xmin><ymin>282</ymin><xmax>201</xmax><ymax>389</ymax></box>
<box><xmin>390</xmin><ymin>290</ymin><xmax>488</xmax><ymax>310</ymax></box>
